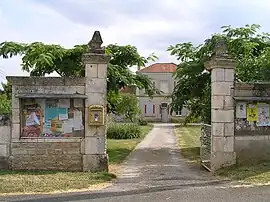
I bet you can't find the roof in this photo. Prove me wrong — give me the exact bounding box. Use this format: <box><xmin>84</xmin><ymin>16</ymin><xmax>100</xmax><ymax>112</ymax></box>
<box><xmin>138</xmin><ymin>63</ymin><xmax>177</xmax><ymax>73</ymax></box>
<box><xmin>120</xmin><ymin>86</ymin><xmax>136</xmax><ymax>94</ymax></box>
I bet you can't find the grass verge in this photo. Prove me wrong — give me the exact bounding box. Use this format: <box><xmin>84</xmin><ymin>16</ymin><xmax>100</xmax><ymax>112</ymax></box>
<box><xmin>216</xmin><ymin>161</ymin><xmax>270</xmax><ymax>184</ymax></box>
<box><xmin>0</xmin><ymin>171</ymin><xmax>115</xmax><ymax>194</ymax></box>
<box><xmin>175</xmin><ymin>125</ymin><xmax>270</xmax><ymax>184</ymax></box>
<box><xmin>107</xmin><ymin>124</ymin><xmax>153</xmax><ymax>173</ymax></box>
<box><xmin>174</xmin><ymin>125</ymin><xmax>201</xmax><ymax>164</ymax></box>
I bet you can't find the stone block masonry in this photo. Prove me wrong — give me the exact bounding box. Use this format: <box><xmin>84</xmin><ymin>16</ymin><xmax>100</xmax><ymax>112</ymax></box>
<box><xmin>10</xmin><ymin>142</ymin><xmax>82</xmax><ymax>171</ymax></box>
<box><xmin>0</xmin><ymin>125</ymin><xmax>11</xmax><ymax>169</ymax></box>
<box><xmin>204</xmin><ymin>38</ymin><xmax>237</xmax><ymax>171</ymax></box>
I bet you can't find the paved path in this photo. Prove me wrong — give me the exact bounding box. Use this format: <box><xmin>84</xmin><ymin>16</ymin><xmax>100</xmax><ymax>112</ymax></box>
<box><xmin>2</xmin><ymin>123</ymin><xmax>270</xmax><ymax>202</ymax></box>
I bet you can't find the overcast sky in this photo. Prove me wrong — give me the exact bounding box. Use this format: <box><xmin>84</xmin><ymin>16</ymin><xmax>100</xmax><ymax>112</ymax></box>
<box><xmin>0</xmin><ymin>0</ymin><xmax>270</xmax><ymax>85</ymax></box>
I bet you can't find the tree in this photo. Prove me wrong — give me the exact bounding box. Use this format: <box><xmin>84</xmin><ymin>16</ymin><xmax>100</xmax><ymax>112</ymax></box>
<box><xmin>115</xmin><ymin>93</ymin><xmax>140</xmax><ymax>122</ymax></box>
<box><xmin>0</xmin><ymin>41</ymin><xmax>159</xmax><ymax>112</ymax></box>
<box><xmin>0</xmin><ymin>94</ymin><xmax>11</xmax><ymax>115</ymax></box>
<box><xmin>168</xmin><ymin>24</ymin><xmax>270</xmax><ymax>124</ymax></box>
<box><xmin>1</xmin><ymin>81</ymin><xmax>12</xmax><ymax>100</ymax></box>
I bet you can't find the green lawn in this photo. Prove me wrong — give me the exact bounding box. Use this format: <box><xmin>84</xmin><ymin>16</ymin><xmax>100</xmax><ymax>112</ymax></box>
<box><xmin>175</xmin><ymin>125</ymin><xmax>270</xmax><ymax>184</ymax></box>
<box><xmin>175</xmin><ymin>125</ymin><xmax>201</xmax><ymax>163</ymax></box>
<box><xmin>0</xmin><ymin>171</ymin><xmax>115</xmax><ymax>194</ymax></box>
<box><xmin>216</xmin><ymin>161</ymin><xmax>270</xmax><ymax>184</ymax></box>
<box><xmin>107</xmin><ymin>125</ymin><xmax>153</xmax><ymax>165</ymax></box>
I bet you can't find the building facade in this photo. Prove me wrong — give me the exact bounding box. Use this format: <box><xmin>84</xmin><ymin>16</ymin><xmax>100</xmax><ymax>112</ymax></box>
<box><xmin>136</xmin><ymin>63</ymin><xmax>189</xmax><ymax>122</ymax></box>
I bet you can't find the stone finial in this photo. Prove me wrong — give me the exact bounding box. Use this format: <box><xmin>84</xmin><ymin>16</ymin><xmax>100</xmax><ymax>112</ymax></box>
<box><xmin>213</xmin><ymin>38</ymin><xmax>228</xmax><ymax>57</ymax></box>
<box><xmin>88</xmin><ymin>31</ymin><xmax>105</xmax><ymax>54</ymax></box>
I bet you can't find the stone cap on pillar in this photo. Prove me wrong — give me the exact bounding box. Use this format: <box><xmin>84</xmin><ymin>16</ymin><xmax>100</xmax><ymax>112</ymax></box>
<box><xmin>82</xmin><ymin>31</ymin><xmax>111</xmax><ymax>64</ymax></box>
<box><xmin>88</xmin><ymin>31</ymin><xmax>105</xmax><ymax>54</ymax></box>
<box><xmin>204</xmin><ymin>38</ymin><xmax>236</xmax><ymax>71</ymax></box>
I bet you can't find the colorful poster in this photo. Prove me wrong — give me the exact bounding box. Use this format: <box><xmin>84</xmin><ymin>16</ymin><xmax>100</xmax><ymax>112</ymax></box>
<box><xmin>236</xmin><ymin>102</ymin><xmax>247</xmax><ymax>118</ymax></box>
<box><xmin>257</xmin><ymin>103</ymin><xmax>270</xmax><ymax>126</ymax></box>
<box><xmin>44</xmin><ymin>120</ymin><xmax>51</xmax><ymax>128</ymax></box>
<box><xmin>45</xmin><ymin>107</ymin><xmax>59</xmax><ymax>121</ymax></box>
<box><xmin>58</xmin><ymin>108</ymin><xmax>68</xmax><ymax>120</ymax></box>
<box><xmin>45</xmin><ymin>108</ymin><xmax>68</xmax><ymax>121</ymax></box>
<box><xmin>247</xmin><ymin>103</ymin><xmax>258</xmax><ymax>122</ymax></box>
<box><xmin>21</xmin><ymin>101</ymin><xmax>43</xmax><ymax>137</ymax></box>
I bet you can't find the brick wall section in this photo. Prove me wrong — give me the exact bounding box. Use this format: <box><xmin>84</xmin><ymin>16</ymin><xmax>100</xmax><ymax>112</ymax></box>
<box><xmin>10</xmin><ymin>142</ymin><xmax>82</xmax><ymax>171</ymax></box>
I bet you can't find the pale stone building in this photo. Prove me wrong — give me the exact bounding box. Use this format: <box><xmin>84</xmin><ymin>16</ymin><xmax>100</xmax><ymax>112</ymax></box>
<box><xmin>136</xmin><ymin>63</ymin><xmax>189</xmax><ymax>122</ymax></box>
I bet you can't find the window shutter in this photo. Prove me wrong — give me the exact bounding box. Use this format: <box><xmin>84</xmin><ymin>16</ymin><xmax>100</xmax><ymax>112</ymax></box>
<box><xmin>144</xmin><ymin>105</ymin><xmax>147</xmax><ymax>114</ymax></box>
<box><xmin>153</xmin><ymin>105</ymin><xmax>155</xmax><ymax>114</ymax></box>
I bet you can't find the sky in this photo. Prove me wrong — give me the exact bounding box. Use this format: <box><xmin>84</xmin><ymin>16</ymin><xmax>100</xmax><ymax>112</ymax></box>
<box><xmin>0</xmin><ymin>0</ymin><xmax>270</xmax><ymax>86</ymax></box>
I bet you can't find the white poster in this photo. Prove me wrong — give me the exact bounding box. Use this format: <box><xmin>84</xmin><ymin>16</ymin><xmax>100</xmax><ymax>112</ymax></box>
<box><xmin>59</xmin><ymin>113</ymin><xmax>68</xmax><ymax>120</ymax></box>
<box><xmin>73</xmin><ymin>109</ymin><xmax>84</xmax><ymax>131</ymax></box>
<box><xmin>236</xmin><ymin>102</ymin><xmax>247</xmax><ymax>118</ymax></box>
<box><xmin>59</xmin><ymin>99</ymin><xmax>70</xmax><ymax>108</ymax></box>
<box><xmin>26</xmin><ymin>112</ymin><xmax>40</xmax><ymax>126</ymax></box>
<box><xmin>257</xmin><ymin>103</ymin><xmax>270</xmax><ymax>126</ymax></box>
<box><xmin>63</xmin><ymin>119</ymin><xmax>73</xmax><ymax>133</ymax></box>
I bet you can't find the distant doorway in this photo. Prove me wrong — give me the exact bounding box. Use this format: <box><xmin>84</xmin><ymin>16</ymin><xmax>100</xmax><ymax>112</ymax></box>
<box><xmin>160</xmin><ymin>102</ymin><xmax>169</xmax><ymax>123</ymax></box>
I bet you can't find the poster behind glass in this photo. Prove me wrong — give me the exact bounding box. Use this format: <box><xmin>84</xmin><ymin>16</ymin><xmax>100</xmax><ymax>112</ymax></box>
<box><xmin>21</xmin><ymin>98</ymin><xmax>84</xmax><ymax>138</ymax></box>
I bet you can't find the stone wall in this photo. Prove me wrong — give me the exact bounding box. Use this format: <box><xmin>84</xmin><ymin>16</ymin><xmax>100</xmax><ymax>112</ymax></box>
<box><xmin>6</xmin><ymin>76</ymin><xmax>86</xmax><ymax>171</ymax></box>
<box><xmin>0</xmin><ymin>124</ymin><xmax>10</xmax><ymax>169</ymax></box>
<box><xmin>10</xmin><ymin>140</ymin><xmax>82</xmax><ymax>171</ymax></box>
<box><xmin>235</xmin><ymin>136</ymin><xmax>270</xmax><ymax>164</ymax></box>
<box><xmin>234</xmin><ymin>82</ymin><xmax>270</xmax><ymax>163</ymax></box>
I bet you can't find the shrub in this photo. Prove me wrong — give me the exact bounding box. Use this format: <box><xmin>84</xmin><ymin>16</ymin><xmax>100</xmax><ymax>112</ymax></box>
<box><xmin>115</xmin><ymin>93</ymin><xmax>140</xmax><ymax>122</ymax></box>
<box><xmin>139</xmin><ymin>118</ymin><xmax>148</xmax><ymax>126</ymax></box>
<box><xmin>107</xmin><ymin>123</ymin><xmax>141</xmax><ymax>139</ymax></box>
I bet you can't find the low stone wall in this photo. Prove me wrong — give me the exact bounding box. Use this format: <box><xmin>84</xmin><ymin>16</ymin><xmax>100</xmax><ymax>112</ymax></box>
<box><xmin>10</xmin><ymin>140</ymin><xmax>82</xmax><ymax>171</ymax></box>
<box><xmin>0</xmin><ymin>125</ymin><xmax>11</xmax><ymax>169</ymax></box>
<box><xmin>235</xmin><ymin>135</ymin><xmax>270</xmax><ymax>164</ymax></box>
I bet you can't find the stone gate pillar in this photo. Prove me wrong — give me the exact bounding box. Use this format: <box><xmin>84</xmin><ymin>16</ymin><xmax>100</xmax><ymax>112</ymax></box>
<box><xmin>204</xmin><ymin>39</ymin><xmax>236</xmax><ymax>171</ymax></box>
<box><xmin>81</xmin><ymin>31</ymin><xmax>110</xmax><ymax>172</ymax></box>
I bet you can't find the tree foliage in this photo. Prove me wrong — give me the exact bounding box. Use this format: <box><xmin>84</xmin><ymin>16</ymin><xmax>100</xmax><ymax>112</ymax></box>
<box><xmin>169</xmin><ymin>24</ymin><xmax>270</xmax><ymax>124</ymax></box>
<box><xmin>1</xmin><ymin>81</ymin><xmax>12</xmax><ymax>100</ymax></box>
<box><xmin>0</xmin><ymin>41</ymin><xmax>159</xmax><ymax>112</ymax></box>
<box><xmin>0</xmin><ymin>94</ymin><xmax>11</xmax><ymax>115</ymax></box>
<box><xmin>115</xmin><ymin>93</ymin><xmax>140</xmax><ymax>122</ymax></box>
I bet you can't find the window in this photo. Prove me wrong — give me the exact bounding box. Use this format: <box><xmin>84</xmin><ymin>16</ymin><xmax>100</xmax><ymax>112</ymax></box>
<box><xmin>175</xmin><ymin>110</ymin><xmax>182</xmax><ymax>116</ymax></box>
<box><xmin>144</xmin><ymin>105</ymin><xmax>147</xmax><ymax>114</ymax></box>
<box><xmin>160</xmin><ymin>81</ymin><xmax>169</xmax><ymax>93</ymax></box>
<box><xmin>20</xmin><ymin>98</ymin><xmax>85</xmax><ymax>138</ymax></box>
<box><xmin>144</xmin><ymin>104</ymin><xmax>155</xmax><ymax>116</ymax></box>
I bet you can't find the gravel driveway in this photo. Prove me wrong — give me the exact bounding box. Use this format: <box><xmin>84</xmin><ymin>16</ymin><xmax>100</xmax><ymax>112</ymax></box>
<box><xmin>105</xmin><ymin>123</ymin><xmax>227</xmax><ymax>193</ymax></box>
